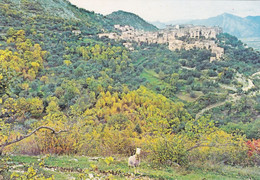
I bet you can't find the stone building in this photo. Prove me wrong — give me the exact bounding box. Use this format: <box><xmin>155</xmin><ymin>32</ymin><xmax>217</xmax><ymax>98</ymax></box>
<box><xmin>72</xmin><ymin>30</ymin><xmax>81</xmax><ymax>36</ymax></box>
<box><xmin>99</xmin><ymin>24</ymin><xmax>224</xmax><ymax>60</ymax></box>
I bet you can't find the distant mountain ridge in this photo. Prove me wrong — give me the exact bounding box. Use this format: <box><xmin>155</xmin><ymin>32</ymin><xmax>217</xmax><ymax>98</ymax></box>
<box><xmin>106</xmin><ymin>10</ymin><xmax>158</xmax><ymax>32</ymax></box>
<box><xmin>4</xmin><ymin>1</ymin><xmax>259</xmax><ymax>37</ymax></box>
<box><xmin>152</xmin><ymin>13</ymin><xmax>260</xmax><ymax>38</ymax></box>
<box><xmin>190</xmin><ymin>13</ymin><xmax>260</xmax><ymax>38</ymax></box>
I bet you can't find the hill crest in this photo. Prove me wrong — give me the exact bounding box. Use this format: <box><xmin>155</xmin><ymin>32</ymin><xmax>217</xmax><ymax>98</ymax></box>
<box><xmin>106</xmin><ymin>10</ymin><xmax>158</xmax><ymax>32</ymax></box>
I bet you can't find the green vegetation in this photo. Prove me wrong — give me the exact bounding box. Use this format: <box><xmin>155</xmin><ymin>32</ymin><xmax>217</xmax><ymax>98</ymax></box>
<box><xmin>106</xmin><ymin>10</ymin><xmax>158</xmax><ymax>31</ymax></box>
<box><xmin>3</xmin><ymin>155</ymin><xmax>260</xmax><ymax>179</ymax></box>
<box><xmin>0</xmin><ymin>0</ymin><xmax>259</xmax><ymax>179</ymax></box>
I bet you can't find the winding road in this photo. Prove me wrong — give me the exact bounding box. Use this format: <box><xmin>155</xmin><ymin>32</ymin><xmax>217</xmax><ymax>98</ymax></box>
<box><xmin>195</xmin><ymin>94</ymin><xmax>241</xmax><ymax>120</ymax></box>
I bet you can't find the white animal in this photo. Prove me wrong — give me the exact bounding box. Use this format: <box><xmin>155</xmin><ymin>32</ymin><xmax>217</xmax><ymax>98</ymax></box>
<box><xmin>128</xmin><ymin>148</ymin><xmax>141</xmax><ymax>173</ymax></box>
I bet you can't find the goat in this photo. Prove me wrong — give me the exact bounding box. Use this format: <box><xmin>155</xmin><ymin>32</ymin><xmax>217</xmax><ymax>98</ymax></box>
<box><xmin>128</xmin><ymin>148</ymin><xmax>141</xmax><ymax>174</ymax></box>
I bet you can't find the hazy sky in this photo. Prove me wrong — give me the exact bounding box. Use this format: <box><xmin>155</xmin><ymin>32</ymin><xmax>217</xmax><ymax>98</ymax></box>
<box><xmin>68</xmin><ymin>0</ymin><xmax>260</xmax><ymax>22</ymax></box>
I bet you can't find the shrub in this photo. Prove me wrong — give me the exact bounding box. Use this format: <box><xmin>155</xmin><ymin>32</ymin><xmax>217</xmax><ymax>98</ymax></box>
<box><xmin>246</xmin><ymin>139</ymin><xmax>260</xmax><ymax>165</ymax></box>
<box><xmin>190</xmin><ymin>92</ymin><xmax>196</xmax><ymax>98</ymax></box>
<box><xmin>148</xmin><ymin>134</ymin><xmax>188</xmax><ymax>166</ymax></box>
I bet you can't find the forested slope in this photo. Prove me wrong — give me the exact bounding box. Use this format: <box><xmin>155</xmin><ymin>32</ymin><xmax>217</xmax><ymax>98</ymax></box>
<box><xmin>106</xmin><ymin>10</ymin><xmax>158</xmax><ymax>31</ymax></box>
<box><xmin>0</xmin><ymin>0</ymin><xmax>259</xmax><ymax>178</ymax></box>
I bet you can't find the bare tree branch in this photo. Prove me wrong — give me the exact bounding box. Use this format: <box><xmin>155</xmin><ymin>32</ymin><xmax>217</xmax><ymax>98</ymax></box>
<box><xmin>0</xmin><ymin>126</ymin><xmax>67</xmax><ymax>148</ymax></box>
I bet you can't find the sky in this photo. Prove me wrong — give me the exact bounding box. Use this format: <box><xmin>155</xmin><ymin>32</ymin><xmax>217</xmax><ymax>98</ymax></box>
<box><xmin>68</xmin><ymin>0</ymin><xmax>260</xmax><ymax>23</ymax></box>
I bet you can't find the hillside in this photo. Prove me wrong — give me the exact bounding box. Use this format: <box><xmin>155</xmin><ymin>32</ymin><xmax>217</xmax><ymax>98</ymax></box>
<box><xmin>0</xmin><ymin>0</ymin><xmax>113</xmax><ymax>31</ymax></box>
<box><xmin>0</xmin><ymin>0</ymin><xmax>260</xmax><ymax>179</ymax></box>
<box><xmin>106</xmin><ymin>10</ymin><xmax>158</xmax><ymax>31</ymax></box>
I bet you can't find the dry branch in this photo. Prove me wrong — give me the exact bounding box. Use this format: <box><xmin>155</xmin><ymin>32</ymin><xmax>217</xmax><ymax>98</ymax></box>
<box><xmin>0</xmin><ymin>126</ymin><xmax>67</xmax><ymax>148</ymax></box>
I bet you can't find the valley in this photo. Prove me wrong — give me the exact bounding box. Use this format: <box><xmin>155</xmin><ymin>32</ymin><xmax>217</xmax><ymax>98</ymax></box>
<box><xmin>239</xmin><ymin>37</ymin><xmax>260</xmax><ymax>51</ymax></box>
<box><xmin>0</xmin><ymin>0</ymin><xmax>259</xmax><ymax>179</ymax></box>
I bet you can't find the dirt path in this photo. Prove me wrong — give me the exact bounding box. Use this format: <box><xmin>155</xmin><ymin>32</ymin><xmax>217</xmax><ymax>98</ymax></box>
<box><xmin>219</xmin><ymin>84</ymin><xmax>237</xmax><ymax>92</ymax></box>
<box><xmin>10</xmin><ymin>164</ymin><xmax>148</xmax><ymax>180</ymax></box>
<box><xmin>242</xmin><ymin>79</ymin><xmax>254</xmax><ymax>92</ymax></box>
<box><xmin>251</xmin><ymin>71</ymin><xmax>260</xmax><ymax>77</ymax></box>
<box><xmin>195</xmin><ymin>71</ymin><xmax>257</xmax><ymax>119</ymax></box>
<box><xmin>195</xmin><ymin>102</ymin><xmax>226</xmax><ymax>120</ymax></box>
<box><xmin>181</xmin><ymin>66</ymin><xmax>195</xmax><ymax>70</ymax></box>
<box><xmin>236</xmin><ymin>72</ymin><xmax>255</xmax><ymax>92</ymax></box>
<box><xmin>195</xmin><ymin>94</ymin><xmax>241</xmax><ymax>120</ymax></box>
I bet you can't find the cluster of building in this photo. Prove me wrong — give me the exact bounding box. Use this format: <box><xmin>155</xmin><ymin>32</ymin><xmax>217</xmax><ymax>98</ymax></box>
<box><xmin>98</xmin><ymin>24</ymin><xmax>224</xmax><ymax>61</ymax></box>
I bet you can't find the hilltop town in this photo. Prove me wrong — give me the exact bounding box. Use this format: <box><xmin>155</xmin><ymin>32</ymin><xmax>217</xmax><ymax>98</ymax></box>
<box><xmin>1</xmin><ymin>0</ymin><xmax>260</xmax><ymax>179</ymax></box>
<box><xmin>99</xmin><ymin>24</ymin><xmax>224</xmax><ymax>61</ymax></box>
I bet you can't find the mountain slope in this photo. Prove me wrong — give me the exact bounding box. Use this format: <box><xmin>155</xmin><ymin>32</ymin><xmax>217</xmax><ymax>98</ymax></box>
<box><xmin>106</xmin><ymin>10</ymin><xmax>158</xmax><ymax>31</ymax></box>
<box><xmin>162</xmin><ymin>13</ymin><xmax>260</xmax><ymax>38</ymax></box>
<box><xmin>0</xmin><ymin>0</ymin><xmax>260</xmax><ymax>175</ymax></box>
<box><xmin>190</xmin><ymin>13</ymin><xmax>260</xmax><ymax>38</ymax></box>
<box><xmin>1</xmin><ymin>0</ymin><xmax>113</xmax><ymax>30</ymax></box>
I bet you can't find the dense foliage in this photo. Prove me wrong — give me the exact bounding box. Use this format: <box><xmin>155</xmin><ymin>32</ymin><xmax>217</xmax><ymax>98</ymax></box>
<box><xmin>106</xmin><ymin>10</ymin><xmax>158</xmax><ymax>31</ymax></box>
<box><xmin>0</xmin><ymin>0</ymin><xmax>259</xmax><ymax>176</ymax></box>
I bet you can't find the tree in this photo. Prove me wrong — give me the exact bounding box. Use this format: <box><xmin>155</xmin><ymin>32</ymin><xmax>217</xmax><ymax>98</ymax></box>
<box><xmin>0</xmin><ymin>123</ymin><xmax>66</xmax><ymax>155</ymax></box>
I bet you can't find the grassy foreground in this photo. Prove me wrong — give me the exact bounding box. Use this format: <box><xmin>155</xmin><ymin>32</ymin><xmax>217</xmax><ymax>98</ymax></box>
<box><xmin>1</xmin><ymin>155</ymin><xmax>259</xmax><ymax>179</ymax></box>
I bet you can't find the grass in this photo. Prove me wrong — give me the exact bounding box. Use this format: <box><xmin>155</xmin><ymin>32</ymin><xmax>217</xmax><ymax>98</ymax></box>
<box><xmin>140</xmin><ymin>69</ymin><xmax>169</xmax><ymax>90</ymax></box>
<box><xmin>176</xmin><ymin>91</ymin><xmax>204</xmax><ymax>102</ymax></box>
<box><xmin>133</xmin><ymin>56</ymin><xmax>147</xmax><ymax>66</ymax></box>
<box><xmin>140</xmin><ymin>69</ymin><xmax>160</xmax><ymax>84</ymax></box>
<box><xmin>4</xmin><ymin>155</ymin><xmax>259</xmax><ymax>180</ymax></box>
